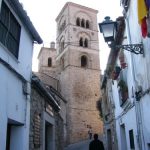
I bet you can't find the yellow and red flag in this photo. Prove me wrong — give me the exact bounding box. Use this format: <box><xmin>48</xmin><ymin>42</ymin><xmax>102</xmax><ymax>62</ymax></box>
<box><xmin>138</xmin><ymin>0</ymin><xmax>148</xmax><ymax>24</ymax></box>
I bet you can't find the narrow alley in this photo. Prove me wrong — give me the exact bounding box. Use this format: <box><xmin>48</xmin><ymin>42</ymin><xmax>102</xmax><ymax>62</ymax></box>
<box><xmin>65</xmin><ymin>140</ymin><xmax>91</xmax><ymax>150</ymax></box>
<box><xmin>1</xmin><ymin>0</ymin><xmax>150</xmax><ymax>149</ymax></box>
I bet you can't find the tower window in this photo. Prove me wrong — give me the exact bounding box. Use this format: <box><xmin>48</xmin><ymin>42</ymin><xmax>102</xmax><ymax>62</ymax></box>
<box><xmin>59</xmin><ymin>37</ymin><xmax>65</xmax><ymax>53</ymax></box>
<box><xmin>84</xmin><ymin>38</ymin><xmax>88</xmax><ymax>48</ymax></box>
<box><xmin>79</xmin><ymin>38</ymin><xmax>83</xmax><ymax>46</ymax></box>
<box><xmin>61</xmin><ymin>41</ymin><xmax>65</xmax><ymax>52</ymax></box>
<box><xmin>60</xmin><ymin>57</ymin><xmax>64</xmax><ymax>70</ymax></box>
<box><xmin>86</xmin><ymin>20</ymin><xmax>90</xmax><ymax>29</ymax></box>
<box><xmin>81</xmin><ymin>19</ymin><xmax>85</xmax><ymax>27</ymax></box>
<box><xmin>48</xmin><ymin>57</ymin><xmax>52</xmax><ymax>67</ymax></box>
<box><xmin>79</xmin><ymin>37</ymin><xmax>89</xmax><ymax>48</ymax></box>
<box><xmin>81</xmin><ymin>55</ymin><xmax>87</xmax><ymax>67</ymax></box>
<box><xmin>76</xmin><ymin>18</ymin><xmax>80</xmax><ymax>26</ymax></box>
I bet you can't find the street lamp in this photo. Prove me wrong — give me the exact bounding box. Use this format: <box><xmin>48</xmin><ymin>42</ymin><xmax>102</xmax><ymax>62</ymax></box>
<box><xmin>99</xmin><ymin>16</ymin><xmax>144</xmax><ymax>55</ymax></box>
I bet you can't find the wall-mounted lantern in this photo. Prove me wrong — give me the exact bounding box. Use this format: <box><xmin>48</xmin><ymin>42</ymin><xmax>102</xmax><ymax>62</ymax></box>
<box><xmin>99</xmin><ymin>16</ymin><xmax>144</xmax><ymax>55</ymax></box>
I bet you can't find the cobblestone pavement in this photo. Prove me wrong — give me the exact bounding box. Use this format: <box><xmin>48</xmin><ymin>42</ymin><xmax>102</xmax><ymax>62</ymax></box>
<box><xmin>64</xmin><ymin>139</ymin><xmax>91</xmax><ymax>150</ymax></box>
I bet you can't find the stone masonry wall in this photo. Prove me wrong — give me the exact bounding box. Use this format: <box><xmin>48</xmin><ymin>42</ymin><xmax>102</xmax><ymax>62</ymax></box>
<box><xmin>30</xmin><ymin>86</ymin><xmax>64</xmax><ymax>150</ymax></box>
<box><xmin>30</xmin><ymin>87</ymin><xmax>45</xmax><ymax>150</ymax></box>
<box><xmin>59</xmin><ymin>66</ymin><xmax>103</xmax><ymax>144</ymax></box>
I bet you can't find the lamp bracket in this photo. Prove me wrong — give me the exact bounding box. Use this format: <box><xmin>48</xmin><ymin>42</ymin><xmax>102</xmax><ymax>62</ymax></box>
<box><xmin>115</xmin><ymin>44</ymin><xmax>144</xmax><ymax>55</ymax></box>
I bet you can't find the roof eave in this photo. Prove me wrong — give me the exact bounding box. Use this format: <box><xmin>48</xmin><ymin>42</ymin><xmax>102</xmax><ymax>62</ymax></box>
<box><xmin>7</xmin><ymin>0</ymin><xmax>43</xmax><ymax>44</ymax></box>
<box><xmin>31</xmin><ymin>74</ymin><xmax>60</xmax><ymax>112</ymax></box>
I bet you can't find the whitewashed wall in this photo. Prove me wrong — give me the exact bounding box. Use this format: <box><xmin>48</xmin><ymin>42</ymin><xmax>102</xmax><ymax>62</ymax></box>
<box><xmin>0</xmin><ymin>1</ymin><xmax>33</xmax><ymax>149</ymax></box>
<box><xmin>126</xmin><ymin>0</ymin><xmax>150</xmax><ymax>149</ymax></box>
<box><xmin>103</xmin><ymin>0</ymin><xmax>150</xmax><ymax>149</ymax></box>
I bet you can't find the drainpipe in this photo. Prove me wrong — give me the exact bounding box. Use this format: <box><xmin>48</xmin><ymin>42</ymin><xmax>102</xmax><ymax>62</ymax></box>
<box><xmin>24</xmin><ymin>81</ymin><xmax>31</xmax><ymax>150</ymax></box>
<box><xmin>125</xmin><ymin>16</ymin><xmax>145</xmax><ymax>150</ymax></box>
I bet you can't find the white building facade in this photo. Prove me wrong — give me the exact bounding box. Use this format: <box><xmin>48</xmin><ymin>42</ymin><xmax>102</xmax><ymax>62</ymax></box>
<box><xmin>101</xmin><ymin>0</ymin><xmax>150</xmax><ymax>150</ymax></box>
<box><xmin>122</xmin><ymin>0</ymin><xmax>150</xmax><ymax>149</ymax></box>
<box><xmin>0</xmin><ymin>0</ymin><xmax>42</xmax><ymax>149</ymax></box>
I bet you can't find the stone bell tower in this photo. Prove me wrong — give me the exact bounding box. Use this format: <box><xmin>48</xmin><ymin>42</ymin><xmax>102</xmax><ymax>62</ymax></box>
<box><xmin>55</xmin><ymin>2</ymin><xmax>103</xmax><ymax>144</ymax></box>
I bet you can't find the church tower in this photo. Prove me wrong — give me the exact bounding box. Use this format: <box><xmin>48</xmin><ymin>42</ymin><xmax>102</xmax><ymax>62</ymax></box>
<box><xmin>38</xmin><ymin>42</ymin><xmax>57</xmax><ymax>76</ymax></box>
<box><xmin>56</xmin><ymin>2</ymin><xmax>103</xmax><ymax>144</ymax></box>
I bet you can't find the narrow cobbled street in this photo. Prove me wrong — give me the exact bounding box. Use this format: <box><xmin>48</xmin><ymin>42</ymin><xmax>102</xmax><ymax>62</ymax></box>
<box><xmin>65</xmin><ymin>140</ymin><xmax>91</xmax><ymax>150</ymax></box>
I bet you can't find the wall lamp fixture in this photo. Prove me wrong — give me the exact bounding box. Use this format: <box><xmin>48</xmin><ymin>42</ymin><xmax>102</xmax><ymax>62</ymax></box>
<box><xmin>98</xmin><ymin>16</ymin><xmax>143</xmax><ymax>55</ymax></box>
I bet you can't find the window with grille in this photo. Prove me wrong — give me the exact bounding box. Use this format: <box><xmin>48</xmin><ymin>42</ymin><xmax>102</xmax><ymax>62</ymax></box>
<box><xmin>0</xmin><ymin>1</ymin><xmax>21</xmax><ymax>58</ymax></box>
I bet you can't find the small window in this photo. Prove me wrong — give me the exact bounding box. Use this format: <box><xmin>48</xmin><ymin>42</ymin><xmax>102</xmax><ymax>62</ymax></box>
<box><xmin>81</xmin><ymin>19</ymin><xmax>85</xmax><ymax>28</ymax></box>
<box><xmin>129</xmin><ymin>130</ymin><xmax>135</xmax><ymax>149</ymax></box>
<box><xmin>79</xmin><ymin>38</ymin><xmax>83</xmax><ymax>46</ymax></box>
<box><xmin>59</xmin><ymin>38</ymin><xmax>65</xmax><ymax>53</ymax></box>
<box><xmin>60</xmin><ymin>57</ymin><xmax>64</xmax><ymax>70</ymax></box>
<box><xmin>48</xmin><ymin>57</ymin><xmax>52</xmax><ymax>67</ymax></box>
<box><xmin>61</xmin><ymin>41</ymin><xmax>64</xmax><ymax>51</ymax></box>
<box><xmin>76</xmin><ymin>18</ymin><xmax>80</xmax><ymax>26</ymax></box>
<box><xmin>81</xmin><ymin>55</ymin><xmax>87</xmax><ymax>67</ymax></box>
<box><xmin>84</xmin><ymin>38</ymin><xmax>88</xmax><ymax>48</ymax></box>
<box><xmin>0</xmin><ymin>1</ymin><xmax>21</xmax><ymax>58</ymax></box>
<box><xmin>118</xmin><ymin>79</ymin><xmax>128</xmax><ymax>106</ymax></box>
<box><xmin>86</xmin><ymin>20</ymin><xmax>90</xmax><ymax>29</ymax></box>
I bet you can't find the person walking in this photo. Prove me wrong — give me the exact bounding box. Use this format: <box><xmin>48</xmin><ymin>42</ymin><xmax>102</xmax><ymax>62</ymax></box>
<box><xmin>88</xmin><ymin>128</ymin><xmax>93</xmax><ymax>139</ymax></box>
<box><xmin>89</xmin><ymin>133</ymin><xmax>104</xmax><ymax>150</ymax></box>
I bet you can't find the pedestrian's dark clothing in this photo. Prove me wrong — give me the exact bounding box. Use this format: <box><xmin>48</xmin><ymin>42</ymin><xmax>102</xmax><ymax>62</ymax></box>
<box><xmin>89</xmin><ymin>139</ymin><xmax>104</xmax><ymax>150</ymax></box>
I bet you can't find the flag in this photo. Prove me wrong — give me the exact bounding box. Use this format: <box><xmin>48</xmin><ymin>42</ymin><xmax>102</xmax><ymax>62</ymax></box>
<box><xmin>141</xmin><ymin>17</ymin><xmax>148</xmax><ymax>37</ymax></box>
<box><xmin>138</xmin><ymin>0</ymin><xmax>148</xmax><ymax>24</ymax></box>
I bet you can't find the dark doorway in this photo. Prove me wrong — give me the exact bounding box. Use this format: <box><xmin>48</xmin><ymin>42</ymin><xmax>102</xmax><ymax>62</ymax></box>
<box><xmin>129</xmin><ymin>129</ymin><xmax>135</xmax><ymax>149</ymax></box>
<box><xmin>45</xmin><ymin>122</ymin><xmax>53</xmax><ymax>150</ymax></box>
<box><xmin>6</xmin><ymin>124</ymin><xmax>11</xmax><ymax>150</ymax></box>
<box><xmin>107</xmin><ymin>129</ymin><xmax>112</xmax><ymax>150</ymax></box>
